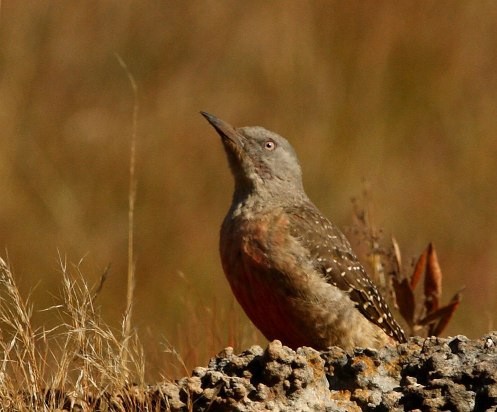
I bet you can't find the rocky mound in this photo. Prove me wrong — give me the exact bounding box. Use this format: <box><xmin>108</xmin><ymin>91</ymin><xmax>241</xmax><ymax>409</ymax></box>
<box><xmin>157</xmin><ymin>332</ymin><xmax>497</xmax><ymax>411</ymax></box>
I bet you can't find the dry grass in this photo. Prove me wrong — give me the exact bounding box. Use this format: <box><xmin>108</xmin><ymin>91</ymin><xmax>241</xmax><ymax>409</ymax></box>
<box><xmin>0</xmin><ymin>256</ymin><xmax>149</xmax><ymax>410</ymax></box>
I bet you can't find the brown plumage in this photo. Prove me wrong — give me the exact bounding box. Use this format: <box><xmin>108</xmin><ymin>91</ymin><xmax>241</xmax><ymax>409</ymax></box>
<box><xmin>201</xmin><ymin>112</ymin><xmax>406</xmax><ymax>350</ymax></box>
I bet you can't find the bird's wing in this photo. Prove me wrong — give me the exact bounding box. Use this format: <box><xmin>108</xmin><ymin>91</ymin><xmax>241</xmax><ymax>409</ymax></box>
<box><xmin>285</xmin><ymin>204</ymin><xmax>406</xmax><ymax>343</ymax></box>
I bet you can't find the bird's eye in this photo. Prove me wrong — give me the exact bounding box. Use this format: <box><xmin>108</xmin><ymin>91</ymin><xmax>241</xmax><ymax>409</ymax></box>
<box><xmin>264</xmin><ymin>140</ymin><xmax>276</xmax><ymax>151</ymax></box>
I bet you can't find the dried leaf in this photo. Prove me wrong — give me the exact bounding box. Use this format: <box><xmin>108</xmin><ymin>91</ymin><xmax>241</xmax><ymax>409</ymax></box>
<box><xmin>424</xmin><ymin>243</ymin><xmax>442</xmax><ymax>314</ymax></box>
<box><xmin>418</xmin><ymin>291</ymin><xmax>462</xmax><ymax>326</ymax></box>
<box><xmin>411</xmin><ymin>245</ymin><xmax>427</xmax><ymax>290</ymax></box>
<box><xmin>392</xmin><ymin>277</ymin><xmax>416</xmax><ymax>327</ymax></box>
<box><xmin>417</xmin><ymin>307</ymin><xmax>444</xmax><ymax>326</ymax></box>
<box><xmin>391</xmin><ymin>236</ymin><xmax>402</xmax><ymax>274</ymax></box>
<box><xmin>431</xmin><ymin>291</ymin><xmax>463</xmax><ymax>337</ymax></box>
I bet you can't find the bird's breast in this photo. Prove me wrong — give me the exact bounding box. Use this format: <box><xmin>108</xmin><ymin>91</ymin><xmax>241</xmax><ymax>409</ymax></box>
<box><xmin>219</xmin><ymin>210</ymin><xmax>313</xmax><ymax>345</ymax></box>
<box><xmin>220</xmin><ymin>208</ymin><xmax>293</xmax><ymax>275</ymax></box>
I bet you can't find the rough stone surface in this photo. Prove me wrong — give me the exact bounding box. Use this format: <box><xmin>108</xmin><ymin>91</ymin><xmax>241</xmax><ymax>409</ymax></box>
<box><xmin>146</xmin><ymin>332</ymin><xmax>497</xmax><ymax>411</ymax></box>
<box><xmin>51</xmin><ymin>333</ymin><xmax>495</xmax><ymax>410</ymax></box>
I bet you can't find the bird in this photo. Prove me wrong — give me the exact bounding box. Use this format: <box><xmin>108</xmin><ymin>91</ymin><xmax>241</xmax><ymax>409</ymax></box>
<box><xmin>201</xmin><ymin>112</ymin><xmax>406</xmax><ymax>351</ymax></box>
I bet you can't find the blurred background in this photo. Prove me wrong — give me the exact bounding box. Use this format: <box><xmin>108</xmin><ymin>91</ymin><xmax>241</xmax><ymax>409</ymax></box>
<box><xmin>1</xmin><ymin>1</ymin><xmax>496</xmax><ymax>379</ymax></box>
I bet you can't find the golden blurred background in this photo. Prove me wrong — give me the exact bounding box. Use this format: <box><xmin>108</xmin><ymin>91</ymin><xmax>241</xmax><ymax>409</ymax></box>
<box><xmin>1</xmin><ymin>1</ymin><xmax>496</xmax><ymax>378</ymax></box>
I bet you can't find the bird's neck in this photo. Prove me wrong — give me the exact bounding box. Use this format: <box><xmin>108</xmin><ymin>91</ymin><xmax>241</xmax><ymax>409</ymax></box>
<box><xmin>230</xmin><ymin>183</ymin><xmax>309</xmax><ymax>218</ymax></box>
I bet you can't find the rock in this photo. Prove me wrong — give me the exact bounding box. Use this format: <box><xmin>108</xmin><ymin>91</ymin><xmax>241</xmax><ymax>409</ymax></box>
<box><xmin>163</xmin><ymin>332</ymin><xmax>497</xmax><ymax>411</ymax></box>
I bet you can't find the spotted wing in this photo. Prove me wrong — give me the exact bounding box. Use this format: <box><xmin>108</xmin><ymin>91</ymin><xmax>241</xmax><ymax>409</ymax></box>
<box><xmin>286</xmin><ymin>203</ymin><xmax>406</xmax><ymax>343</ymax></box>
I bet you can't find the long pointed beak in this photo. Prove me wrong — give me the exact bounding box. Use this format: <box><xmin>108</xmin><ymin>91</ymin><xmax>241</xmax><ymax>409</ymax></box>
<box><xmin>200</xmin><ymin>111</ymin><xmax>242</xmax><ymax>146</ymax></box>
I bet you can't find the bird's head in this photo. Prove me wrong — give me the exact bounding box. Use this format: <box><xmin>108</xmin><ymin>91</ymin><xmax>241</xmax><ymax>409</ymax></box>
<box><xmin>201</xmin><ymin>112</ymin><xmax>304</xmax><ymax>200</ymax></box>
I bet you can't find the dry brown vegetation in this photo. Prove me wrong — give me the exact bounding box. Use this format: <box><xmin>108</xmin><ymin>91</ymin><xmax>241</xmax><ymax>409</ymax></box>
<box><xmin>0</xmin><ymin>257</ymin><xmax>147</xmax><ymax>409</ymax></box>
<box><xmin>0</xmin><ymin>0</ymin><xmax>496</xmax><ymax>396</ymax></box>
<box><xmin>350</xmin><ymin>195</ymin><xmax>461</xmax><ymax>339</ymax></box>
